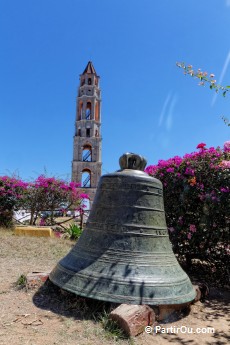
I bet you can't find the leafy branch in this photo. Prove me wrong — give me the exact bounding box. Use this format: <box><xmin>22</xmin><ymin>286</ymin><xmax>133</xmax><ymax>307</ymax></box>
<box><xmin>176</xmin><ymin>62</ymin><xmax>230</xmax><ymax>126</ymax></box>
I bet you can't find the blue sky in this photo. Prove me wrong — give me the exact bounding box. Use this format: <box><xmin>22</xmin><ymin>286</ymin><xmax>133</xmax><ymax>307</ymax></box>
<box><xmin>1</xmin><ymin>0</ymin><xmax>230</xmax><ymax>181</ymax></box>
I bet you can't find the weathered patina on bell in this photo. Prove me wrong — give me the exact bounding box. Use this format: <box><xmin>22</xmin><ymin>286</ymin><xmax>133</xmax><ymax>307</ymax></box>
<box><xmin>50</xmin><ymin>153</ymin><xmax>195</xmax><ymax>305</ymax></box>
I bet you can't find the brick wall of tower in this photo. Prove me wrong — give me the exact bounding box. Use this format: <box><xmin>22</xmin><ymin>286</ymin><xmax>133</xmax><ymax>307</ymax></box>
<box><xmin>71</xmin><ymin>62</ymin><xmax>102</xmax><ymax>207</ymax></box>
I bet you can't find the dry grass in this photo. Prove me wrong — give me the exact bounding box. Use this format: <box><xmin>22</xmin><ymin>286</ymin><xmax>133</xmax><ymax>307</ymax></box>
<box><xmin>0</xmin><ymin>227</ymin><xmax>73</xmax><ymax>260</ymax></box>
<box><xmin>0</xmin><ymin>227</ymin><xmax>229</xmax><ymax>345</ymax></box>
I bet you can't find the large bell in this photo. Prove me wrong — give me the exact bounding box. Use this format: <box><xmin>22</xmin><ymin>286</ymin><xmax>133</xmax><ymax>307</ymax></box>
<box><xmin>50</xmin><ymin>153</ymin><xmax>195</xmax><ymax>305</ymax></box>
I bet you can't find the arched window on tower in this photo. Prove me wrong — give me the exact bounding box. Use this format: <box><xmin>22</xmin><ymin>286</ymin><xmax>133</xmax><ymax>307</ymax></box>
<box><xmin>86</xmin><ymin>102</ymin><xmax>91</xmax><ymax>119</ymax></box>
<box><xmin>82</xmin><ymin>145</ymin><xmax>92</xmax><ymax>162</ymax></box>
<box><xmin>78</xmin><ymin>102</ymin><xmax>83</xmax><ymax>120</ymax></box>
<box><xmin>81</xmin><ymin>169</ymin><xmax>91</xmax><ymax>188</ymax></box>
<box><xmin>88</xmin><ymin>78</ymin><xmax>92</xmax><ymax>85</ymax></box>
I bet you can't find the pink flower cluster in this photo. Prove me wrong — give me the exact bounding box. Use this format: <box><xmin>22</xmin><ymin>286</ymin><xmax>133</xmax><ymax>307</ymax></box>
<box><xmin>145</xmin><ymin>141</ymin><xmax>230</xmax><ymax>246</ymax></box>
<box><xmin>1</xmin><ymin>174</ymin><xmax>89</xmax><ymax>217</ymax></box>
<box><xmin>187</xmin><ymin>224</ymin><xmax>197</xmax><ymax>239</ymax></box>
<box><xmin>0</xmin><ymin>176</ymin><xmax>28</xmax><ymax>199</ymax></box>
<box><xmin>196</xmin><ymin>142</ymin><xmax>206</xmax><ymax>150</ymax></box>
<box><xmin>220</xmin><ymin>160</ymin><xmax>230</xmax><ymax>169</ymax></box>
<box><xmin>31</xmin><ymin>175</ymin><xmax>85</xmax><ymax>200</ymax></box>
<box><xmin>224</xmin><ymin>141</ymin><xmax>230</xmax><ymax>152</ymax></box>
<box><xmin>146</xmin><ymin>142</ymin><xmax>229</xmax><ymax>177</ymax></box>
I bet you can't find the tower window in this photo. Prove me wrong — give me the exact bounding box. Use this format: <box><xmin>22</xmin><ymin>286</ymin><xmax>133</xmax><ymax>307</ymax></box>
<box><xmin>81</xmin><ymin>170</ymin><xmax>91</xmax><ymax>188</ymax></box>
<box><xmin>86</xmin><ymin>109</ymin><xmax>90</xmax><ymax>119</ymax></box>
<box><xmin>82</xmin><ymin>145</ymin><xmax>92</xmax><ymax>162</ymax></box>
<box><xmin>78</xmin><ymin>128</ymin><xmax>81</xmax><ymax>136</ymax></box>
<box><xmin>88</xmin><ymin>78</ymin><xmax>92</xmax><ymax>85</ymax></box>
<box><xmin>86</xmin><ymin>102</ymin><xmax>91</xmax><ymax>119</ymax></box>
<box><xmin>86</xmin><ymin>128</ymin><xmax>90</xmax><ymax>137</ymax></box>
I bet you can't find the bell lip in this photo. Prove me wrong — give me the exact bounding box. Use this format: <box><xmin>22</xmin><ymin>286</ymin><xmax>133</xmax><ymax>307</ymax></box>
<box><xmin>49</xmin><ymin>278</ymin><xmax>196</xmax><ymax>306</ymax></box>
<box><xmin>49</xmin><ymin>268</ymin><xmax>196</xmax><ymax>306</ymax></box>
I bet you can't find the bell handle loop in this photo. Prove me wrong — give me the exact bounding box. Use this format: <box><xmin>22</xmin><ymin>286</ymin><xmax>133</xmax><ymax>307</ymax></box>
<box><xmin>119</xmin><ymin>153</ymin><xmax>147</xmax><ymax>171</ymax></box>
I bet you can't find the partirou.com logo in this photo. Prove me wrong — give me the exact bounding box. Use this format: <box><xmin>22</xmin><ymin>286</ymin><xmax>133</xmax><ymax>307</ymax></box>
<box><xmin>145</xmin><ymin>325</ymin><xmax>215</xmax><ymax>334</ymax></box>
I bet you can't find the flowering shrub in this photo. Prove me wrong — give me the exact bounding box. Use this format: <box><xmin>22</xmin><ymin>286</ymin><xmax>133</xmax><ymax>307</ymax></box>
<box><xmin>0</xmin><ymin>175</ymin><xmax>89</xmax><ymax>227</ymax></box>
<box><xmin>24</xmin><ymin>175</ymin><xmax>89</xmax><ymax>225</ymax></box>
<box><xmin>0</xmin><ymin>176</ymin><xmax>28</xmax><ymax>227</ymax></box>
<box><xmin>145</xmin><ymin>143</ymin><xmax>230</xmax><ymax>269</ymax></box>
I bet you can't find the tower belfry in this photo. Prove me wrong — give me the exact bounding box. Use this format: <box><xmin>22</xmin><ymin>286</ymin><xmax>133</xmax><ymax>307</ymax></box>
<box><xmin>72</xmin><ymin>61</ymin><xmax>102</xmax><ymax>206</ymax></box>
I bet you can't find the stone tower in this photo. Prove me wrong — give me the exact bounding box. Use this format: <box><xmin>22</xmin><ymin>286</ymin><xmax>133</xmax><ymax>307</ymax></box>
<box><xmin>72</xmin><ymin>61</ymin><xmax>102</xmax><ymax>207</ymax></box>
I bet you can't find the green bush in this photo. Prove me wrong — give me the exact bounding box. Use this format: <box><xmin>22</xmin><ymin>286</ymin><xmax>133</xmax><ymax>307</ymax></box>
<box><xmin>146</xmin><ymin>142</ymin><xmax>230</xmax><ymax>273</ymax></box>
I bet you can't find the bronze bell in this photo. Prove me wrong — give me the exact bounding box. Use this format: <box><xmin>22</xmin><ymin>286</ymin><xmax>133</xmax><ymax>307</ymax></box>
<box><xmin>50</xmin><ymin>153</ymin><xmax>195</xmax><ymax>305</ymax></box>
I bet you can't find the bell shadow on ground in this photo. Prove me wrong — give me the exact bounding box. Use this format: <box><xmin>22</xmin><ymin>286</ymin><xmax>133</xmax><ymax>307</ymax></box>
<box><xmin>32</xmin><ymin>278</ymin><xmax>119</xmax><ymax>322</ymax></box>
<box><xmin>32</xmin><ymin>279</ymin><xmax>230</xmax><ymax>344</ymax></box>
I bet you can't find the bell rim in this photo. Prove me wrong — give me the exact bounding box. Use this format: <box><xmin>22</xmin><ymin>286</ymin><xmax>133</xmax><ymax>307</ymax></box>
<box><xmin>49</xmin><ymin>274</ymin><xmax>196</xmax><ymax>306</ymax></box>
<box><xmin>49</xmin><ymin>265</ymin><xmax>196</xmax><ymax>306</ymax></box>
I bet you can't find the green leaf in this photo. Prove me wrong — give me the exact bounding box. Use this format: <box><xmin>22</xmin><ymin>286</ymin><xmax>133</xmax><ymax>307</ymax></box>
<box><xmin>223</xmin><ymin>91</ymin><xmax>227</xmax><ymax>97</ymax></box>
<box><xmin>225</xmin><ymin>86</ymin><xmax>230</xmax><ymax>88</ymax></box>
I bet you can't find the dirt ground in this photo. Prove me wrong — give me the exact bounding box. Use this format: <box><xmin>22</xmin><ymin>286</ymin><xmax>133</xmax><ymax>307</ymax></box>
<box><xmin>0</xmin><ymin>229</ymin><xmax>229</xmax><ymax>345</ymax></box>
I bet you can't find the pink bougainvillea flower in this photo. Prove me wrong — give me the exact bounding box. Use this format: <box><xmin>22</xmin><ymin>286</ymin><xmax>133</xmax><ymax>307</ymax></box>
<box><xmin>220</xmin><ymin>160</ymin><xmax>230</xmax><ymax>169</ymax></box>
<box><xmin>196</xmin><ymin>142</ymin><xmax>206</xmax><ymax>149</ymax></box>
<box><xmin>185</xmin><ymin>167</ymin><xmax>195</xmax><ymax>176</ymax></box>
<box><xmin>166</xmin><ymin>167</ymin><xmax>174</xmax><ymax>173</ymax></box>
<box><xmin>39</xmin><ymin>218</ymin><xmax>46</xmax><ymax>226</ymax></box>
<box><xmin>220</xmin><ymin>187</ymin><xmax>230</xmax><ymax>193</ymax></box>
<box><xmin>80</xmin><ymin>193</ymin><xmax>90</xmax><ymax>199</ymax></box>
<box><xmin>189</xmin><ymin>224</ymin><xmax>196</xmax><ymax>233</ymax></box>
<box><xmin>223</xmin><ymin>141</ymin><xmax>230</xmax><ymax>152</ymax></box>
<box><xmin>187</xmin><ymin>233</ymin><xmax>192</xmax><ymax>240</ymax></box>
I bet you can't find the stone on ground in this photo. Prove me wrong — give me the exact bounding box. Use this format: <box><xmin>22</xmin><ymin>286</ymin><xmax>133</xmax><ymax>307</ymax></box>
<box><xmin>109</xmin><ymin>303</ymin><xmax>155</xmax><ymax>336</ymax></box>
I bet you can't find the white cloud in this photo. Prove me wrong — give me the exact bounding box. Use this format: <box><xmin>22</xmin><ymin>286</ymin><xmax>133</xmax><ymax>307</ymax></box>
<box><xmin>166</xmin><ymin>95</ymin><xmax>177</xmax><ymax>131</ymax></box>
<box><xmin>158</xmin><ymin>92</ymin><xmax>172</xmax><ymax>127</ymax></box>
<box><xmin>211</xmin><ymin>50</ymin><xmax>230</xmax><ymax>106</ymax></box>
<box><xmin>158</xmin><ymin>92</ymin><xmax>177</xmax><ymax>131</ymax></box>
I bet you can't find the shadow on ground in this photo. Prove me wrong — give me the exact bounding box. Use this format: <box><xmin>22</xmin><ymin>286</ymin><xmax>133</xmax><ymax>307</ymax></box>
<box><xmin>33</xmin><ymin>279</ymin><xmax>230</xmax><ymax>338</ymax></box>
<box><xmin>33</xmin><ymin>279</ymin><xmax>119</xmax><ymax>322</ymax></box>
